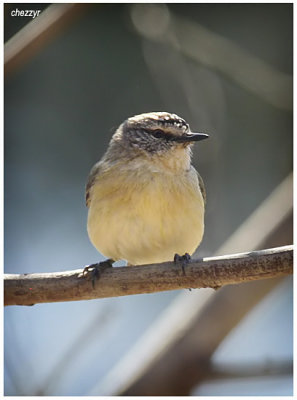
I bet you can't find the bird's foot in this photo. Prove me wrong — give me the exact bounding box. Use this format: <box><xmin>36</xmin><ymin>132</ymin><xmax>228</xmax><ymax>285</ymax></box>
<box><xmin>83</xmin><ymin>259</ymin><xmax>114</xmax><ymax>288</ymax></box>
<box><xmin>174</xmin><ymin>253</ymin><xmax>191</xmax><ymax>276</ymax></box>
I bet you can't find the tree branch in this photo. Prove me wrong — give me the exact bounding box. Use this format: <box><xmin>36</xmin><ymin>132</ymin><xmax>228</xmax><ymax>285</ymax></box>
<box><xmin>4</xmin><ymin>4</ymin><xmax>87</xmax><ymax>78</ymax></box>
<box><xmin>4</xmin><ymin>245</ymin><xmax>292</xmax><ymax>306</ymax></box>
<box><xmin>207</xmin><ymin>360</ymin><xmax>293</xmax><ymax>381</ymax></box>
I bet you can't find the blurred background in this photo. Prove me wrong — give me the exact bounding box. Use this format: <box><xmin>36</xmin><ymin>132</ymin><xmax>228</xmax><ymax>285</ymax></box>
<box><xmin>4</xmin><ymin>3</ymin><xmax>293</xmax><ymax>396</ymax></box>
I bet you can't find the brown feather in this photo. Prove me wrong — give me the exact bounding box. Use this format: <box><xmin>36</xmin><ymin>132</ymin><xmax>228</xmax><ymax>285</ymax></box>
<box><xmin>197</xmin><ymin>172</ymin><xmax>206</xmax><ymax>205</ymax></box>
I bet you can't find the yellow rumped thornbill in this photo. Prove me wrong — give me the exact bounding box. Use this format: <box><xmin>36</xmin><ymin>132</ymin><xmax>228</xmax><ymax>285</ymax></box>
<box><xmin>84</xmin><ymin>112</ymin><xmax>209</xmax><ymax>279</ymax></box>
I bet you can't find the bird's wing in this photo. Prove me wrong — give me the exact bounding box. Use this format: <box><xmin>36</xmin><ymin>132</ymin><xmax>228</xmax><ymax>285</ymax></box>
<box><xmin>197</xmin><ymin>171</ymin><xmax>206</xmax><ymax>206</ymax></box>
<box><xmin>85</xmin><ymin>162</ymin><xmax>102</xmax><ymax>207</ymax></box>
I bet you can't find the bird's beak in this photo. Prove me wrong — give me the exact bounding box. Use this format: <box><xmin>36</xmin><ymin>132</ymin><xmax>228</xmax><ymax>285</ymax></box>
<box><xmin>173</xmin><ymin>132</ymin><xmax>209</xmax><ymax>143</ymax></box>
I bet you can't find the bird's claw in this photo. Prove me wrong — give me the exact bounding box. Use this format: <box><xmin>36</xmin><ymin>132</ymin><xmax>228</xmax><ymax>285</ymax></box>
<box><xmin>83</xmin><ymin>259</ymin><xmax>114</xmax><ymax>288</ymax></box>
<box><xmin>174</xmin><ymin>253</ymin><xmax>191</xmax><ymax>276</ymax></box>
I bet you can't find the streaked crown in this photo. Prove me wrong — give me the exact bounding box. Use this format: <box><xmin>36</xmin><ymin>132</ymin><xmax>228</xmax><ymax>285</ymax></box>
<box><xmin>110</xmin><ymin>111</ymin><xmax>208</xmax><ymax>155</ymax></box>
<box><xmin>127</xmin><ymin>112</ymin><xmax>190</xmax><ymax>136</ymax></box>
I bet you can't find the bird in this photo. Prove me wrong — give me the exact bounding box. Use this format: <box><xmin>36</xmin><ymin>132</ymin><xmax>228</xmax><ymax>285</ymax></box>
<box><xmin>84</xmin><ymin>111</ymin><xmax>209</xmax><ymax>281</ymax></box>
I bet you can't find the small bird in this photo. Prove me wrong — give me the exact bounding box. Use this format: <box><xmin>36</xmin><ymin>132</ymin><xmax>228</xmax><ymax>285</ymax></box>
<box><xmin>85</xmin><ymin>112</ymin><xmax>208</xmax><ymax>278</ymax></box>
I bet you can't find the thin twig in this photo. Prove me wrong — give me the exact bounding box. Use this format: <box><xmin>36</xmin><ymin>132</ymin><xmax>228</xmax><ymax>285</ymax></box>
<box><xmin>4</xmin><ymin>245</ymin><xmax>293</xmax><ymax>306</ymax></box>
<box><xmin>208</xmin><ymin>360</ymin><xmax>293</xmax><ymax>380</ymax></box>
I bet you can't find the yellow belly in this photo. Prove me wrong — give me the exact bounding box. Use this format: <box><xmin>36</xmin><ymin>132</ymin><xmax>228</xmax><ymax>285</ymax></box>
<box><xmin>87</xmin><ymin>167</ymin><xmax>204</xmax><ymax>265</ymax></box>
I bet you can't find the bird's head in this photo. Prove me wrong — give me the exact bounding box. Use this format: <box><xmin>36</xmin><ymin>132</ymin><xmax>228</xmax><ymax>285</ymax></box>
<box><xmin>111</xmin><ymin>112</ymin><xmax>209</xmax><ymax>157</ymax></box>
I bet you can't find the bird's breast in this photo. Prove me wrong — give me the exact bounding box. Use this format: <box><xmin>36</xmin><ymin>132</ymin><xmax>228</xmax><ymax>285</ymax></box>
<box><xmin>87</xmin><ymin>165</ymin><xmax>205</xmax><ymax>265</ymax></box>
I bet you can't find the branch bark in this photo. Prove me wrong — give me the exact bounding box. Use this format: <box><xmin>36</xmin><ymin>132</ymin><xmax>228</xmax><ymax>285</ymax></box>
<box><xmin>4</xmin><ymin>245</ymin><xmax>293</xmax><ymax>306</ymax></box>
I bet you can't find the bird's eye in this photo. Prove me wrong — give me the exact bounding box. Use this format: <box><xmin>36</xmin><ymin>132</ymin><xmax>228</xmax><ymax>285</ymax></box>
<box><xmin>152</xmin><ymin>130</ymin><xmax>164</xmax><ymax>139</ymax></box>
